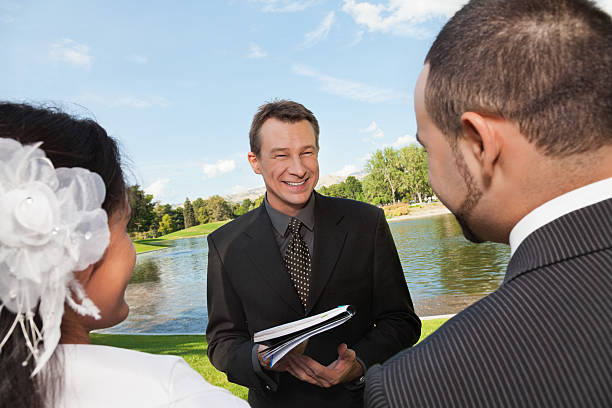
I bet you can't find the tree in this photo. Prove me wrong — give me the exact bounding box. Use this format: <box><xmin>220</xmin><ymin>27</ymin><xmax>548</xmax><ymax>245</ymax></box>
<box><xmin>127</xmin><ymin>185</ymin><xmax>156</xmax><ymax>233</ymax></box>
<box><xmin>234</xmin><ymin>198</ymin><xmax>254</xmax><ymax>217</ymax></box>
<box><xmin>205</xmin><ymin>195</ymin><xmax>234</xmax><ymax>222</ymax></box>
<box><xmin>183</xmin><ymin>197</ymin><xmax>196</xmax><ymax>228</ymax></box>
<box><xmin>342</xmin><ymin>176</ymin><xmax>364</xmax><ymax>201</ymax></box>
<box><xmin>158</xmin><ymin>214</ymin><xmax>174</xmax><ymax>236</ymax></box>
<box><xmin>317</xmin><ymin>185</ymin><xmax>331</xmax><ymax>196</ymax></box>
<box><xmin>363</xmin><ymin>148</ymin><xmax>403</xmax><ymax>205</ymax></box>
<box><xmin>197</xmin><ymin>205</ymin><xmax>210</xmax><ymax>224</ymax></box>
<box><xmin>254</xmin><ymin>195</ymin><xmax>265</xmax><ymax>208</ymax></box>
<box><xmin>191</xmin><ymin>198</ymin><xmax>205</xmax><ymax>224</ymax></box>
<box><xmin>327</xmin><ymin>183</ymin><xmax>345</xmax><ymax>198</ymax></box>
<box><xmin>399</xmin><ymin>145</ymin><xmax>432</xmax><ymax>203</ymax></box>
<box><xmin>318</xmin><ymin>176</ymin><xmax>365</xmax><ymax>202</ymax></box>
<box><xmin>171</xmin><ymin>207</ymin><xmax>185</xmax><ymax>231</ymax></box>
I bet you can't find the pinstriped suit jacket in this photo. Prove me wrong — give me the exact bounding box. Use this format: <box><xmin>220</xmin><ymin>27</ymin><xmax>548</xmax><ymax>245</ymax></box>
<box><xmin>365</xmin><ymin>197</ymin><xmax>612</xmax><ymax>408</ymax></box>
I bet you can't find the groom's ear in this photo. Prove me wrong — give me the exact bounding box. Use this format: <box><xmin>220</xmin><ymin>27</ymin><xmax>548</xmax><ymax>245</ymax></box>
<box><xmin>248</xmin><ymin>152</ymin><xmax>262</xmax><ymax>174</ymax></box>
<box><xmin>460</xmin><ymin>111</ymin><xmax>503</xmax><ymax>188</ymax></box>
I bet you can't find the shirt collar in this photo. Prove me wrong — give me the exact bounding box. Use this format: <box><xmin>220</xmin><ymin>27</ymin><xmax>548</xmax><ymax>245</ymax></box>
<box><xmin>509</xmin><ymin>177</ymin><xmax>612</xmax><ymax>256</ymax></box>
<box><xmin>264</xmin><ymin>193</ymin><xmax>315</xmax><ymax>236</ymax></box>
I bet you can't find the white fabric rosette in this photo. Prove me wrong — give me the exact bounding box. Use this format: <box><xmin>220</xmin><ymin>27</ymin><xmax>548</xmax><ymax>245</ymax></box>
<box><xmin>0</xmin><ymin>138</ymin><xmax>110</xmax><ymax>375</ymax></box>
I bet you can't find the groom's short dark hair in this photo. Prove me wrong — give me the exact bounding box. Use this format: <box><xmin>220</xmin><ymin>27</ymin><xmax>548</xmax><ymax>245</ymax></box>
<box><xmin>425</xmin><ymin>0</ymin><xmax>612</xmax><ymax>157</ymax></box>
<box><xmin>249</xmin><ymin>100</ymin><xmax>319</xmax><ymax>157</ymax></box>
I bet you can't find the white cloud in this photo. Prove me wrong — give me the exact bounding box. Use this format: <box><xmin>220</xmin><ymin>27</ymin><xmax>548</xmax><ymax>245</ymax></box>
<box><xmin>203</xmin><ymin>159</ymin><xmax>236</xmax><ymax>179</ymax></box>
<box><xmin>362</xmin><ymin>122</ymin><xmax>377</xmax><ymax>132</ymax></box>
<box><xmin>595</xmin><ymin>0</ymin><xmax>612</xmax><ymax>15</ymax></box>
<box><xmin>49</xmin><ymin>38</ymin><xmax>92</xmax><ymax>68</ymax></box>
<box><xmin>144</xmin><ymin>178</ymin><xmax>171</xmax><ymax>199</ymax></box>
<box><xmin>293</xmin><ymin>64</ymin><xmax>408</xmax><ymax>103</ymax></box>
<box><xmin>342</xmin><ymin>0</ymin><xmax>465</xmax><ymax>37</ymax></box>
<box><xmin>333</xmin><ymin>164</ymin><xmax>360</xmax><ymax>178</ymax></box>
<box><xmin>302</xmin><ymin>11</ymin><xmax>335</xmax><ymax>47</ymax></box>
<box><xmin>390</xmin><ymin>134</ymin><xmax>417</xmax><ymax>148</ymax></box>
<box><xmin>248</xmin><ymin>42</ymin><xmax>267</xmax><ymax>59</ymax></box>
<box><xmin>250</xmin><ymin>0</ymin><xmax>318</xmax><ymax>13</ymax></box>
<box><xmin>126</xmin><ymin>54</ymin><xmax>148</xmax><ymax>64</ymax></box>
<box><xmin>361</xmin><ymin>121</ymin><xmax>385</xmax><ymax>143</ymax></box>
<box><xmin>348</xmin><ymin>29</ymin><xmax>364</xmax><ymax>47</ymax></box>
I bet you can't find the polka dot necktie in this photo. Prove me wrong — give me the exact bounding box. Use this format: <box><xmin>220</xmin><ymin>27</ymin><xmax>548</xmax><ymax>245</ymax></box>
<box><xmin>284</xmin><ymin>217</ymin><xmax>311</xmax><ymax>309</ymax></box>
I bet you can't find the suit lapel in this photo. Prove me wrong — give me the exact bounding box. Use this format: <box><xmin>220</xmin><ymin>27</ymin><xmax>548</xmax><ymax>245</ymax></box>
<box><xmin>307</xmin><ymin>194</ymin><xmax>348</xmax><ymax>314</ymax></box>
<box><xmin>243</xmin><ymin>206</ymin><xmax>304</xmax><ymax>315</ymax></box>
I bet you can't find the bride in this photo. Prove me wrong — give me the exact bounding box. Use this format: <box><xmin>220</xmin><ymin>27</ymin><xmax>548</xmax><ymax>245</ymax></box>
<box><xmin>0</xmin><ymin>102</ymin><xmax>249</xmax><ymax>407</ymax></box>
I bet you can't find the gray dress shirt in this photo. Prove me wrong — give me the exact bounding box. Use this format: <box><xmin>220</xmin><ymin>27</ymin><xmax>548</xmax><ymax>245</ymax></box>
<box><xmin>264</xmin><ymin>194</ymin><xmax>315</xmax><ymax>258</ymax></box>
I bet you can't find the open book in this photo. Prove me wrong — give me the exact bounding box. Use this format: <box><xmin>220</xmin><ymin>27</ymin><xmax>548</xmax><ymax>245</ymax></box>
<box><xmin>254</xmin><ymin>305</ymin><xmax>355</xmax><ymax>367</ymax></box>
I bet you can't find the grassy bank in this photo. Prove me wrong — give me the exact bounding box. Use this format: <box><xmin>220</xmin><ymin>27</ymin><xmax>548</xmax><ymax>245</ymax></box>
<box><xmin>159</xmin><ymin>220</ymin><xmax>231</xmax><ymax>239</ymax></box>
<box><xmin>133</xmin><ymin>238</ymin><xmax>174</xmax><ymax>253</ymax></box>
<box><xmin>91</xmin><ymin>317</ymin><xmax>448</xmax><ymax>400</ymax></box>
<box><xmin>383</xmin><ymin>201</ymin><xmax>449</xmax><ymax>219</ymax></box>
<box><xmin>133</xmin><ymin>220</ymin><xmax>231</xmax><ymax>254</ymax></box>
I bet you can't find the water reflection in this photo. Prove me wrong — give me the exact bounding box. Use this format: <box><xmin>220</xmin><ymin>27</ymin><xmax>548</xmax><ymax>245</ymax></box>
<box><xmin>100</xmin><ymin>213</ymin><xmax>510</xmax><ymax>334</ymax></box>
<box><xmin>130</xmin><ymin>259</ymin><xmax>161</xmax><ymax>283</ymax></box>
<box><xmin>390</xmin><ymin>214</ymin><xmax>510</xmax><ymax>316</ymax></box>
<box><xmin>101</xmin><ymin>237</ymin><xmax>209</xmax><ymax>334</ymax></box>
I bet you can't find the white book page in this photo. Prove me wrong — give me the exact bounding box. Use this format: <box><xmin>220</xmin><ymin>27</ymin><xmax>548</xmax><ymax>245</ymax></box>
<box><xmin>254</xmin><ymin>305</ymin><xmax>352</xmax><ymax>343</ymax></box>
<box><xmin>264</xmin><ymin>314</ymin><xmax>353</xmax><ymax>366</ymax></box>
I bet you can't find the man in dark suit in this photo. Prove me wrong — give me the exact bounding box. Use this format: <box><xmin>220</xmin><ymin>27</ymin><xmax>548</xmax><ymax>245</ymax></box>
<box><xmin>365</xmin><ymin>0</ymin><xmax>612</xmax><ymax>407</ymax></box>
<box><xmin>206</xmin><ymin>100</ymin><xmax>421</xmax><ymax>407</ymax></box>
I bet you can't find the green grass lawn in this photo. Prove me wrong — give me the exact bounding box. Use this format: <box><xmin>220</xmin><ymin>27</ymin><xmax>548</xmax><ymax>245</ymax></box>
<box><xmin>159</xmin><ymin>220</ymin><xmax>230</xmax><ymax>239</ymax></box>
<box><xmin>133</xmin><ymin>220</ymin><xmax>231</xmax><ymax>254</ymax></box>
<box><xmin>133</xmin><ymin>238</ymin><xmax>174</xmax><ymax>253</ymax></box>
<box><xmin>91</xmin><ymin>317</ymin><xmax>448</xmax><ymax>400</ymax></box>
<box><xmin>417</xmin><ymin>318</ymin><xmax>448</xmax><ymax>343</ymax></box>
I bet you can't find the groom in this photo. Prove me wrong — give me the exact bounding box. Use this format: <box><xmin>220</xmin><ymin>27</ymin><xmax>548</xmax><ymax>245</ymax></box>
<box><xmin>365</xmin><ymin>0</ymin><xmax>612</xmax><ymax>406</ymax></box>
<box><xmin>206</xmin><ymin>100</ymin><xmax>420</xmax><ymax>407</ymax></box>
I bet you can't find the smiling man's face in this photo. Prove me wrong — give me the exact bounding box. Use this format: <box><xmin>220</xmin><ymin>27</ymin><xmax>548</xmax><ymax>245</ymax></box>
<box><xmin>248</xmin><ymin>118</ymin><xmax>319</xmax><ymax>216</ymax></box>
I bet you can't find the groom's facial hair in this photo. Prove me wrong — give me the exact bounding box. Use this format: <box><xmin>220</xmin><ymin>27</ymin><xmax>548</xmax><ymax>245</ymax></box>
<box><xmin>451</xmin><ymin>145</ymin><xmax>485</xmax><ymax>244</ymax></box>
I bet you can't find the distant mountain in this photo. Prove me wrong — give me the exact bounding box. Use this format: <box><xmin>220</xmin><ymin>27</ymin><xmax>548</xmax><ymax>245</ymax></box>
<box><xmin>224</xmin><ymin>171</ymin><xmax>366</xmax><ymax>203</ymax></box>
<box><xmin>224</xmin><ymin>185</ymin><xmax>267</xmax><ymax>203</ymax></box>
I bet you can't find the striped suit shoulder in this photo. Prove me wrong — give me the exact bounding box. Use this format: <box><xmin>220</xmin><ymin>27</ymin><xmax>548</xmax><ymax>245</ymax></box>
<box><xmin>365</xmin><ymin>198</ymin><xmax>612</xmax><ymax>408</ymax></box>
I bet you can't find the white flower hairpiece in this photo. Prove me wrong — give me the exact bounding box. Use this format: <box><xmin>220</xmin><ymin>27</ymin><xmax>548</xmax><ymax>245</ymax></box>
<box><xmin>0</xmin><ymin>138</ymin><xmax>110</xmax><ymax>375</ymax></box>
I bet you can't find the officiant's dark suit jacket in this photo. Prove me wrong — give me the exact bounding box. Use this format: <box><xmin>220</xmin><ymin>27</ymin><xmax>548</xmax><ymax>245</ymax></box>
<box><xmin>365</xmin><ymin>197</ymin><xmax>612</xmax><ymax>408</ymax></box>
<box><xmin>206</xmin><ymin>192</ymin><xmax>421</xmax><ymax>408</ymax></box>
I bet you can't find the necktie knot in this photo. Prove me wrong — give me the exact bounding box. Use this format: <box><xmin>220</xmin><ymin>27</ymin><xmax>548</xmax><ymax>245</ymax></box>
<box><xmin>288</xmin><ymin>217</ymin><xmax>302</xmax><ymax>235</ymax></box>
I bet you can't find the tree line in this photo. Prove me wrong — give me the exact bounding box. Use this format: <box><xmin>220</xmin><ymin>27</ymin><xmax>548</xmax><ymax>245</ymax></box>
<box><xmin>128</xmin><ymin>145</ymin><xmax>432</xmax><ymax>239</ymax></box>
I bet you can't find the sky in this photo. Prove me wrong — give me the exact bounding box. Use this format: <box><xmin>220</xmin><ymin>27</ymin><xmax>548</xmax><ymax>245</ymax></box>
<box><xmin>2</xmin><ymin>0</ymin><xmax>611</xmax><ymax>205</ymax></box>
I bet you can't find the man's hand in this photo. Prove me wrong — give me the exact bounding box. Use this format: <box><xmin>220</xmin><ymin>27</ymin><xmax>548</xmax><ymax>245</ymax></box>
<box><xmin>283</xmin><ymin>343</ymin><xmax>364</xmax><ymax>388</ymax></box>
<box><xmin>257</xmin><ymin>339</ymin><xmax>308</xmax><ymax>372</ymax></box>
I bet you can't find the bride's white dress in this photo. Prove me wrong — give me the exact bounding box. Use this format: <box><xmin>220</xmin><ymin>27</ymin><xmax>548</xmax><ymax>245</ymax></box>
<box><xmin>58</xmin><ymin>344</ymin><xmax>250</xmax><ymax>407</ymax></box>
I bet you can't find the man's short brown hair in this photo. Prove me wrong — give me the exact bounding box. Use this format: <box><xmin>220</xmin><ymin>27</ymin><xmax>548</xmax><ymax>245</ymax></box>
<box><xmin>425</xmin><ymin>0</ymin><xmax>612</xmax><ymax>156</ymax></box>
<box><xmin>249</xmin><ymin>100</ymin><xmax>320</xmax><ymax>156</ymax></box>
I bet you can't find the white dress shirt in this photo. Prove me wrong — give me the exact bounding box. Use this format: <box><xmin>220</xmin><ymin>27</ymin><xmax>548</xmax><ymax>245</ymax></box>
<box><xmin>58</xmin><ymin>344</ymin><xmax>250</xmax><ymax>408</ymax></box>
<box><xmin>509</xmin><ymin>177</ymin><xmax>612</xmax><ymax>255</ymax></box>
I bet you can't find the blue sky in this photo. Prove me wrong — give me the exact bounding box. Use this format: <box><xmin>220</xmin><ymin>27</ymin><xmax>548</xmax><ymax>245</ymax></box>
<box><xmin>2</xmin><ymin>0</ymin><xmax>611</xmax><ymax>204</ymax></box>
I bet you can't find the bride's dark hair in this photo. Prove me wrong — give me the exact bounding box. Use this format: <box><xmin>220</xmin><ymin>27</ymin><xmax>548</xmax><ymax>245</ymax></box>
<box><xmin>0</xmin><ymin>102</ymin><xmax>127</xmax><ymax>407</ymax></box>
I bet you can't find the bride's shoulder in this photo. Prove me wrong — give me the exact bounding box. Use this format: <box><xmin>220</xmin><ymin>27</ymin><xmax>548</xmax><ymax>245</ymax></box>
<box><xmin>58</xmin><ymin>344</ymin><xmax>249</xmax><ymax>407</ymax></box>
<box><xmin>60</xmin><ymin>343</ymin><xmax>185</xmax><ymax>373</ymax></box>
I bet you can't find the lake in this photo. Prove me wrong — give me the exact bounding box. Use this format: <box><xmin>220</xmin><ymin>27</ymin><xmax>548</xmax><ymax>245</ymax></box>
<box><xmin>100</xmin><ymin>213</ymin><xmax>510</xmax><ymax>334</ymax></box>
